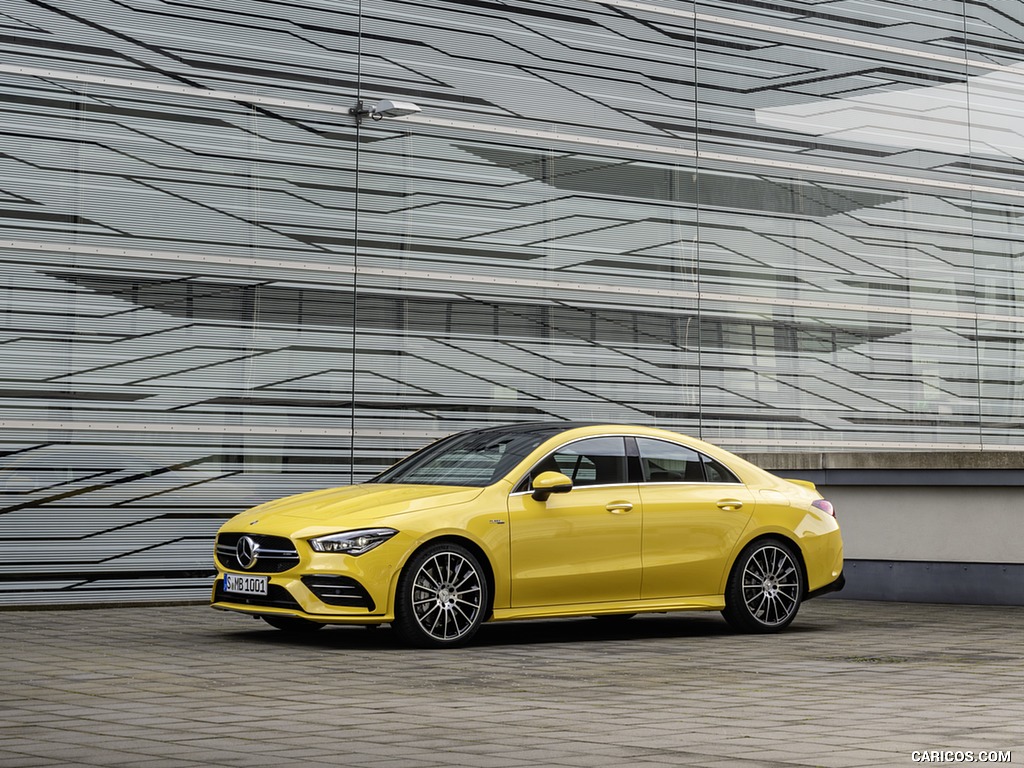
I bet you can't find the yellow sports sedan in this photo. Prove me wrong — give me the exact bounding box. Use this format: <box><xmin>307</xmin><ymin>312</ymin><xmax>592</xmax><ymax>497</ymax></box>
<box><xmin>211</xmin><ymin>423</ymin><xmax>844</xmax><ymax>647</ymax></box>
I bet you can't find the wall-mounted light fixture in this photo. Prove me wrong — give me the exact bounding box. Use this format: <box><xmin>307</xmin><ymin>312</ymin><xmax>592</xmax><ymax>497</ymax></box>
<box><xmin>350</xmin><ymin>98</ymin><xmax>422</xmax><ymax>125</ymax></box>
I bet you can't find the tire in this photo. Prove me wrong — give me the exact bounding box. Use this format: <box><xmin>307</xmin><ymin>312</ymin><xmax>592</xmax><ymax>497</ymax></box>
<box><xmin>262</xmin><ymin>615</ymin><xmax>324</xmax><ymax>634</ymax></box>
<box><xmin>393</xmin><ymin>542</ymin><xmax>489</xmax><ymax>648</ymax></box>
<box><xmin>722</xmin><ymin>539</ymin><xmax>803</xmax><ymax>633</ymax></box>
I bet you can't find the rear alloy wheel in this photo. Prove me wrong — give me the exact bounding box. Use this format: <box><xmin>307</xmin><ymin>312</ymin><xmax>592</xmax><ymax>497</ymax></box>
<box><xmin>262</xmin><ymin>615</ymin><xmax>324</xmax><ymax>634</ymax></box>
<box><xmin>394</xmin><ymin>542</ymin><xmax>488</xmax><ymax>648</ymax></box>
<box><xmin>722</xmin><ymin>539</ymin><xmax>803</xmax><ymax>633</ymax></box>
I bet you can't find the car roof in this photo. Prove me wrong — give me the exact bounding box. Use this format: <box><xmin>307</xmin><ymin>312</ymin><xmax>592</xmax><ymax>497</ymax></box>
<box><xmin>452</xmin><ymin>421</ymin><xmax>694</xmax><ymax>440</ymax></box>
<box><xmin>445</xmin><ymin>422</ymin><xmax>773</xmax><ymax>486</ymax></box>
<box><xmin>456</xmin><ymin>421</ymin><xmax>602</xmax><ymax>436</ymax></box>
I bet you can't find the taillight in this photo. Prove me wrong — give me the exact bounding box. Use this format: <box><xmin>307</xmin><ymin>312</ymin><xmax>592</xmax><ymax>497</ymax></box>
<box><xmin>811</xmin><ymin>499</ymin><xmax>835</xmax><ymax>517</ymax></box>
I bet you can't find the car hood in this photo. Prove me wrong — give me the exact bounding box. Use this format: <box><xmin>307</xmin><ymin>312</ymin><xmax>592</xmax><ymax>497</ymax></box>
<box><xmin>233</xmin><ymin>483</ymin><xmax>486</xmax><ymax>526</ymax></box>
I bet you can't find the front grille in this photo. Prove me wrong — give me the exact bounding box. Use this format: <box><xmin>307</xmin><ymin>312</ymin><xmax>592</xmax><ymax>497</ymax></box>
<box><xmin>302</xmin><ymin>575</ymin><xmax>375</xmax><ymax>611</ymax></box>
<box><xmin>216</xmin><ymin>533</ymin><xmax>300</xmax><ymax>573</ymax></box>
<box><xmin>213</xmin><ymin>581</ymin><xmax>302</xmax><ymax>610</ymax></box>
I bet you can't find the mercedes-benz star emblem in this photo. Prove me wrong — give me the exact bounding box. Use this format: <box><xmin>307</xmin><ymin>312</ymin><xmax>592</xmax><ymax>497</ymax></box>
<box><xmin>236</xmin><ymin>536</ymin><xmax>260</xmax><ymax>570</ymax></box>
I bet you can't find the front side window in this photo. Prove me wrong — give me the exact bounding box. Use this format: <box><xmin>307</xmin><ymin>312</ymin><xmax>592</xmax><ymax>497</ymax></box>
<box><xmin>527</xmin><ymin>436</ymin><xmax>628</xmax><ymax>487</ymax></box>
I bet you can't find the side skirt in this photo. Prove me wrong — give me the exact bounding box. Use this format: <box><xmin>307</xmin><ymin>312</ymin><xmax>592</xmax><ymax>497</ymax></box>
<box><xmin>490</xmin><ymin>595</ymin><xmax>726</xmax><ymax>622</ymax></box>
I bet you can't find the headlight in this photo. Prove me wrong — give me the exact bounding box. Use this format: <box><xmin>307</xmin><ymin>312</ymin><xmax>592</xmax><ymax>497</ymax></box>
<box><xmin>308</xmin><ymin>528</ymin><xmax>398</xmax><ymax>555</ymax></box>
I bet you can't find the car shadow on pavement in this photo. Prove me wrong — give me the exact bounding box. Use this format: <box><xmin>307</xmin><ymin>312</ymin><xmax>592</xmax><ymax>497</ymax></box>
<box><xmin>223</xmin><ymin>611</ymin><xmax>824</xmax><ymax>650</ymax></box>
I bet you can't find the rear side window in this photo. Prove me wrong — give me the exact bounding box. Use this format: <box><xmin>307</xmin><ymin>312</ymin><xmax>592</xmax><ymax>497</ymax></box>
<box><xmin>636</xmin><ymin>438</ymin><xmax>704</xmax><ymax>482</ymax></box>
<box><xmin>702</xmin><ymin>454</ymin><xmax>740</xmax><ymax>484</ymax></box>
<box><xmin>636</xmin><ymin>437</ymin><xmax>739</xmax><ymax>484</ymax></box>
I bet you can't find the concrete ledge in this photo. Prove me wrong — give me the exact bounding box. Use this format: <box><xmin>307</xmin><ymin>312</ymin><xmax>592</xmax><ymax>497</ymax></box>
<box><xmin>739</xmin><ymin>450</ymin><xmax>1024</xmax><ymax>486</ymax></box>
<box><xmin>761</xmin><ymin>468</ymin><xmax>1024</xmax><ymax>486</ymax></box>
<box><xmin>739</xmin><ymin>450</ymin><xmax>1024</xmax><ymax>471</ymax></box>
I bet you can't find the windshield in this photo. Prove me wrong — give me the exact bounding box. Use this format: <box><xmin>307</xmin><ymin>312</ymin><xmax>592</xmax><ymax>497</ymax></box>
<box><xmin>368</xmin><ymin>425</ymin><xmax>567</xmax><ymax>487</ymax></box>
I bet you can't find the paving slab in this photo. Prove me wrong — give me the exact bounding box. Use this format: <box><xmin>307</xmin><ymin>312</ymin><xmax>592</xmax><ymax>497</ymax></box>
<box><xmin>1</xmin><ymin>600</ymin><xmax>1022</xmax><ymax>767</ymax></box>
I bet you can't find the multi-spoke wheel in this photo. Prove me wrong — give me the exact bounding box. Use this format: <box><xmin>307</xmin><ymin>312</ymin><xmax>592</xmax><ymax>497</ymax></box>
<box><xmin>394</xmin><ymin>542</ymin><xmax>489</xmax><ymax>648</ymax></box>
<box><xmin>722</xmin><ymin>539</ymin><xmax>803</xmax><ymax>633</ymax></box>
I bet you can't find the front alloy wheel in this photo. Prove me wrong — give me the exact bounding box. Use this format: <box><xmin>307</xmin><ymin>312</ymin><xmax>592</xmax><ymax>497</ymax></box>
<box><xmin>394</xmin><ymin>542</ymin><xmax>488</xmax><ymax>648</ymax></box>
<box><xmin>722</xmin><ymin>539</ymin><xmax>803</xmax><ymax>633</ymax></box>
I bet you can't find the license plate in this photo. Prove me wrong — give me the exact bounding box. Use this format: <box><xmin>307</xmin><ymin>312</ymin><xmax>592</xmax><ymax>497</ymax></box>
<box><xmin>224</xmin><ymin>573</ymin><xmax>268</xmax><ymax>596</ymax></box>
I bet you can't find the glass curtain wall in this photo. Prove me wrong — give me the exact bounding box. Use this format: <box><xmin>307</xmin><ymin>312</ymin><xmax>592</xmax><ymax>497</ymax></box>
<box><xmin>2</xmin><ymin>0</ymin><xmax>1024</xmax><ymax>605</ymax></box>
<box><xmin>351</xmin><ymin>0</ymin><xmax>700</xmax><ymax>476</ymax></box>
<box><xmin>0</xmin><ymin>0</ymin><xmax>361</xmax><ymax>604</ymax></box>
<box><xmin>963</xmin><ymin>3</ymin><xmax>1024</xmax><ymax>448</ymax></box>
<box><xmin>691</xmin><ymin>0</ymin><xmax>980</xmax><ymax>449</ymax></box>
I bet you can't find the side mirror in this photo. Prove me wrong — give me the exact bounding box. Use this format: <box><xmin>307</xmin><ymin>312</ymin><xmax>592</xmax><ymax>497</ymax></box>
<box><xmin>531</xmin><ymin>471</ymin><xmax>573</xmax><ymax>502</ymax></box>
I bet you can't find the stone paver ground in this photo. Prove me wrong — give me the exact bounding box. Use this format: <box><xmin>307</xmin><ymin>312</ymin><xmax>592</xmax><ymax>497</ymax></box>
<box><xmin>1</xmin><ymin>599</ymin><xmax>1021</xmax><ymax>767</ymax></box>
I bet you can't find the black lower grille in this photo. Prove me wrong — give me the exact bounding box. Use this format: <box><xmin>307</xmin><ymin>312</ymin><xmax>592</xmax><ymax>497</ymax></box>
<box><xmin>302</xmin><ymin>575</ymin><xmax>375</xmax><ymax>611</ymax></box>
<box><xmin>214</xmin><ymin>581</ymin><xmax>302</xmax><ymax>610</ymax></box>
<box><xmin>216</xmin><ymin>533</ymin><xmax>299</xmax><ymax>573</ymax></box>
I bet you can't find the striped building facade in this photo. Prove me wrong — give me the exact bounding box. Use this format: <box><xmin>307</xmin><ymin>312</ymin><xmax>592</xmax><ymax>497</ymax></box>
<box><xmin>2</xmin><ymin>0</ymin><xmax>1023</xmax><ymax>605</ymax></box>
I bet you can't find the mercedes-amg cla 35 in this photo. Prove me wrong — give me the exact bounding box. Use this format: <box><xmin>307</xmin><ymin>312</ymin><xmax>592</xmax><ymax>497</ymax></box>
<box><xmin>212</xmin><ymin>423</ymin><xmax>843</xmax><ymax>647</ymax></box>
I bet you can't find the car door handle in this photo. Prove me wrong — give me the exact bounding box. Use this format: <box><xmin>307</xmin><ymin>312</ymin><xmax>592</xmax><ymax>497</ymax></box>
<box><xmin>606</xmin><ymin>501</ymin><xmax>634</xmax><ymax>514</ymax></box>
<box><xmin>716</xmin><ymin>499</ymin><xmax>744</xmax><ymax>511</ymax></box>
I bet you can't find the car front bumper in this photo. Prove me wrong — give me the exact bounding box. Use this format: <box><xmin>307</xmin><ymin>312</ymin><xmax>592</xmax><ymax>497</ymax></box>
<box><xmin>210</xmin><ymin>530</ymin><xmax>408</xmax><ymax>624</ymax></box>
